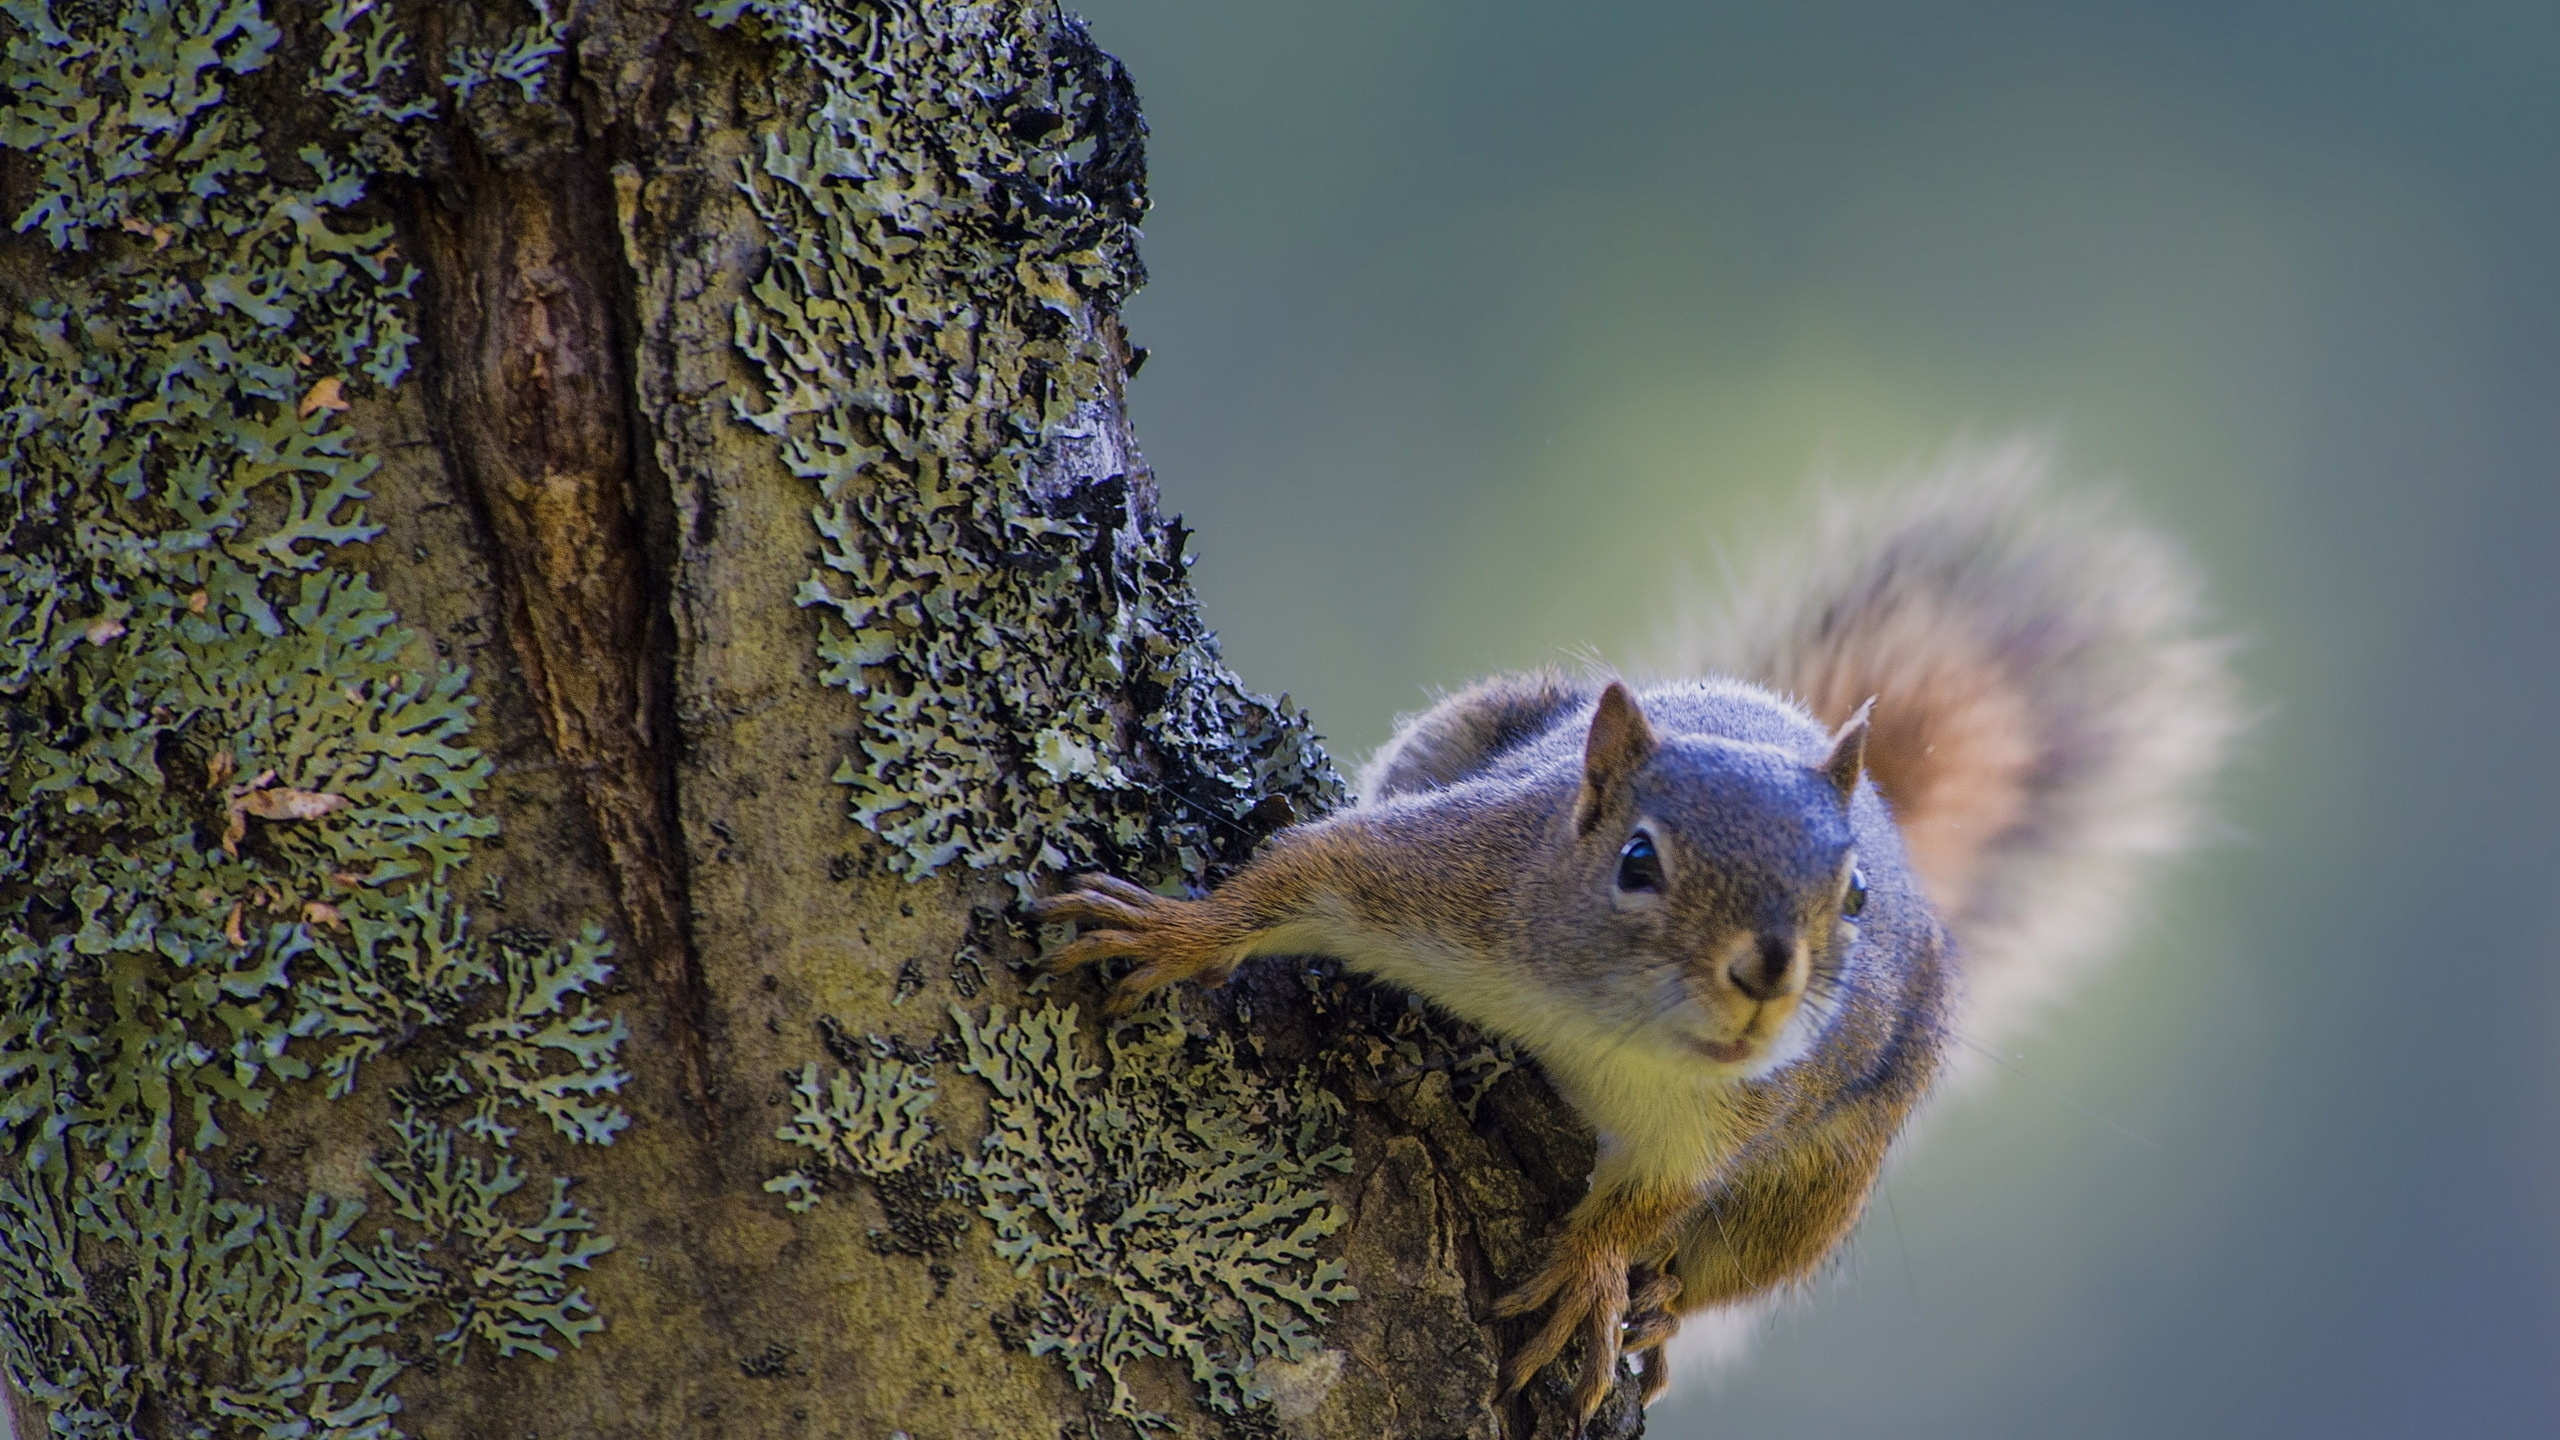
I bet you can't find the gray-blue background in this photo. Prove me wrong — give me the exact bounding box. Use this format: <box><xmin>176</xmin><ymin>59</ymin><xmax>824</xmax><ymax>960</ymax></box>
<box><xmin>1071</xmin><ymin>2</ymin><xmax>2560</xmax><ymax>1435</ymax></box>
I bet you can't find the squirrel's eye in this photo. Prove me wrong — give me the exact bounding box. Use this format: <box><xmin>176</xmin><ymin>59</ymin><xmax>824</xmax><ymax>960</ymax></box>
<box><xmin>1616</xmin><ymin>832</ymin><xmax>1665</xmax><ymax>893</ymax></box>
<box><xmin>1842</xmin><ymin>867</ymin><xmax>1868</xmax><ymax>919</ymax></box>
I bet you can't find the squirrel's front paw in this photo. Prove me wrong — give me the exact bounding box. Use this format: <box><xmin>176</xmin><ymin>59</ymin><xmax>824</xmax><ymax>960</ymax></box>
<box><xmin>1494</xmin><ymin>1245</ymin><xmax>1635</xmax><ymax>1425</ymax></box>
<box><xmin>1029</xmin><ymin>874</ymin><xmax>1243</xmax><ymax>1014</ymax></box>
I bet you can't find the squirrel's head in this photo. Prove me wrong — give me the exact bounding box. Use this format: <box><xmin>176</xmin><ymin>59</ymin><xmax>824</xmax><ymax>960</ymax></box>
<box><xmin>1551</xmin><ymin>682</ymin><xmax>1874</xmax><ymax>1080</ymax></box>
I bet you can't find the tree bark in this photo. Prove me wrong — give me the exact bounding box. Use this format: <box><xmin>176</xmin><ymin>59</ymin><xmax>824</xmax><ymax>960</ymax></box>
<box><xmin>0</xmin><ymin>3</ymin><xmax>1639</xmax><ymax>1438</ymax></box>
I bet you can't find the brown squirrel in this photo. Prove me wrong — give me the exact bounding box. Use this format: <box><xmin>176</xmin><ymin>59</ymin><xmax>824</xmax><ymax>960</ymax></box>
<box><xmin>1035</xmin><ymin>447</ymin><xmax>2239</xmax><ymax>1427</ymax></box>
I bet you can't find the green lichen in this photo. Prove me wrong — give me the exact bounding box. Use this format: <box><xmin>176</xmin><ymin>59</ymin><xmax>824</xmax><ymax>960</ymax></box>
<box><xmin>956</xmin><ymin>1002</ymin><xmax>1354</xmax><ymax>1431</ymax></box>
<box><xmin>763</xmin><ymin>1045</ymin><xmax>940</xmax><ymax>1215</ymax></box>
<box><xmin>0</xmin><ymin>0</ymin><xmax>617</xmax><ymax>1431</ymax></box>
<box><xmin>764</xmin><ymin>1022</ymin><xmax>977</xmax><ymax>1257</ymax></box>
<box><xmin>440</xmin><ymin>0</ymin><xmax>564</xmax><ymax>105</ymax></box>
<box><xmin>313</xmin><ymin>0</ymin><xmax>436</xmax><ymax>178</ymax></box>
<box><xmin>703</xmin><ymin>0</ymin><xmax>1344</xmax><ymax>899</ymax></box>
<box><xmin>700</xmin><ymin>3</ymin><xmax>1361</xmax><ymax>1423</ymax></box>
<box><xmin>363</xmin><ymin>1106</ymin><xmax>612</xmax><ymax>1361</ymax></box>
<box><xmin>0</xmin><ymin>1108</ymin><xmax>614</xmax><ymax>1439</ymax></box>
<box><xmin>303</xmin><ymin>906</ymin><xmax>632</xmax><ymax>1148</ymax></box>
<box><xmin>0</xmin><ymin>1156</ymin><xmax>408</xmax><ymax>1439</ymax></box>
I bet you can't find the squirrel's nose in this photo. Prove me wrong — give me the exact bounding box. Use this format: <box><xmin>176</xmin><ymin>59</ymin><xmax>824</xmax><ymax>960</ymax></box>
<box><xmin>1728</xmin><ymin>933</ymin><xmax>1797</xmax><ymax>1002</ymax></box>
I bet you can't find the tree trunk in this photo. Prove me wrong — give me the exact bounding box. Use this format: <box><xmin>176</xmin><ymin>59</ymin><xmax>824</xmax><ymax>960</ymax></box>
<box><xmin>0</xmin><ymin>3</ymin><xmax>1637</xmax><ymax>1437</ymax></box>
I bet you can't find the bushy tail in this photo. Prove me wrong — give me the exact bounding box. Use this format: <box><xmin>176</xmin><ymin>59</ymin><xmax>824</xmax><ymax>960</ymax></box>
<box><xmin>1663</xmin><ymin>441</ymin><xmax>2244</xmax><ymax>1052</ymax></box>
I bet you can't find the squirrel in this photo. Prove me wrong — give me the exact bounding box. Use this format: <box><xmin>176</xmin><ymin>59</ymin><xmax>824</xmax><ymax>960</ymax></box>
<box><xmin>1034</xmin><ymin>444</ymin><xmax>2240</xmax><ymax>1428</ymax></box>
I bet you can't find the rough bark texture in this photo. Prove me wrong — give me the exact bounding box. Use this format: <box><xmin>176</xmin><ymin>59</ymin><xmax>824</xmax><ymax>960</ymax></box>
<box><xmin>407</xmin><ymin>74</ymin><xmax>712</xmax><ymax>1128</ymax></box>
<box><xmin>0</xmin><ymin>3</ymin><xmax>1639</xmax><ymax>1438</ymax></box>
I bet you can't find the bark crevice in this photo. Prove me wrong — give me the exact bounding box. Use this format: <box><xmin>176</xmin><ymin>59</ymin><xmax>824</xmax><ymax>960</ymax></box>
<box><xmin>401</xmin><ymin>70</ymin><xmax>716</xmax><ymax>1130</ymax></box>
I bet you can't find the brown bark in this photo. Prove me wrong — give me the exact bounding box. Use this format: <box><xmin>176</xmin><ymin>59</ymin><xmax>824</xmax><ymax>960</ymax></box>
<box><xmin>0</xmin><ymin>3</ymin><xmax>1642</xmax><ymax>1437</ymax></box>
<box><xmin>408</xmin><ymin>72</ymin><xmax>714</xmax><ymax>1131</ymax></box>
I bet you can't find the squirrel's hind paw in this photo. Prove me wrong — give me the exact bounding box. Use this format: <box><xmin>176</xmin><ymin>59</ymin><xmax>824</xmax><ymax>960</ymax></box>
<box><xmin>1623</xmin><ymin>1266</ymin><xmax>1682</xmax><ymax>1354</ymax></box>
<box><xmin>1636</xmin><ymin>1348</ymin><xmax>1672</xmax><ymax>1408</ymax></box>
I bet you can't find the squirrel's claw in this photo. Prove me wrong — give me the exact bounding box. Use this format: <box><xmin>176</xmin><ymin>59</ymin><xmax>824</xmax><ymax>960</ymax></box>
<box><xmin>1045</xmin><ymin>872</ymin><xmax>1162</xmax><ymax>908</ymax></box>
<box><xmin>1491</xmin><ymin>1263</ymin><xmax>1568</xmax><ymax>1323</ymax></box>
<box><xmin>1029</xmin><ymin>892</ymin><xmax>1152</xmax><ymax>931</ymax></box>
<box><xmin>1028</xmin><ymin>875</ymin><xmax>1163</xmax><ymax>933</ymax></box>
<box><xmin>1570</xmin><ymin>1294</ymin><xmax>1623</xmax><ymax>1422</ymax></box>
<box><xmin>1607</xmin><ymin>1267</ymin><xmax>1683</xmax><ymax>1407</ymax></box>
<box><xmin>1622</xmin><ymin>1305</ymin><xmax>1679</xmax><ymax>1354</ymax></box>
<box><xmin>1082</xmin><ymin>873</ymin><xmax>1165</xmax><ymax>906</ymax></box>
<box><xmin>1101</xmin><ymin>955</ymin><xmax>1219</xmax><ymax>1015</ymax></box>
<box><xmin>1039</xmin><ymin>929</ymin><xmax>1154</xmax><ymax>976</ymax></box>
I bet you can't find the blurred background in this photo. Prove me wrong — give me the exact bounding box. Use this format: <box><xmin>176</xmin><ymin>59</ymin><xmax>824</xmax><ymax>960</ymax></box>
<box><xmin>1071</xmin><ymin>2</ymin><xmax>2560</xmax><ymax>1436</ymax></box>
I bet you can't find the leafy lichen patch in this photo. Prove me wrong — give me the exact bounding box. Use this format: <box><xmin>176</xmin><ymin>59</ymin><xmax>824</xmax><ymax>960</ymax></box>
<box><xmin>305</xmin><ymin>905</ymin><xmax>632</xmax><ymax>1151</ymax></box>
<box><xmin>441</xmin><ymin>0</ymin><xmax>565</xmax><ymax>106</ymax></box>
<box><xmin>0</xmin><ymin>1100</ymin><xmax>616</xmax><ymax>1438</ymax></box>
<box><xmin>0</xmin><ymin>0</ymin><xmax>622</xmax><ymax>1430</ymax></box>
<box><xmin>0</xmin><ymin>1154</ymin><xmax>408</xmax><ymax>1439</ymax></box>
<box><xmin>363</xmin><ymin>1103</ymin><xmax>613</xmax><ymax>1361</ymax></box>
<box><xmin>763</xmin><ymin>1043</ymin><xmax>939</xmax><ymax>1214</ymax></box>
<box><xmin>955</xmin><ymin>1001</ymin><xmax>1355</xmax><ymax>1432</ymax></box>
<box><xmin>700</xmin><ymin>0</ymin><xmax>1343</xmax><ymax>900</ymax></box>
<box><xmin>689</xmin><ymin>1</ymin><xmax>1365</xmax><ymax>1425</ymax></box>
<box><xmin>758</xmin><ymin>1016</ymin><xmax>979</xmax><ymax>1262</ymax></box>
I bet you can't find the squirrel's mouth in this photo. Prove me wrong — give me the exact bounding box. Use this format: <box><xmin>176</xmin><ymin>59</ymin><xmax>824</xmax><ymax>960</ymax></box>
<box><xmin>1683</xmin><ymin>1034</ymin><xmax>1754</xmax><ymax>1065</ymax></box>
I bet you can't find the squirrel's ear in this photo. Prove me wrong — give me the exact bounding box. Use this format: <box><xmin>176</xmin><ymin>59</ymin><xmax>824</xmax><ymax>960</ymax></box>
<box><xmin>1576</xmin><ymin>682</ymin><xmax>1658</xmax><ymax>835</ymax></box>
<box><xmin>1819</xmin><ymin>697</ymin><xmax>1875</xmax><ymax>807</ymax></box>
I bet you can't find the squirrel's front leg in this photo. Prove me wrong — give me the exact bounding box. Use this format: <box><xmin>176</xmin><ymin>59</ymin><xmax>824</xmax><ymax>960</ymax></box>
<box><xmin>1032</xmin><ymin>820</ymin><xmax>1402</xmax><ymax>1012</ymax></box>
<box><xmin>1494</xmin><ymin>1182</ymin><xmax>1700</xmax><ymax>1425</ymax></box>
<box><xmin>1033</xmin><ymin>842</ymin><xmax>1371</xmax><ymax>1012</ymax></box>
